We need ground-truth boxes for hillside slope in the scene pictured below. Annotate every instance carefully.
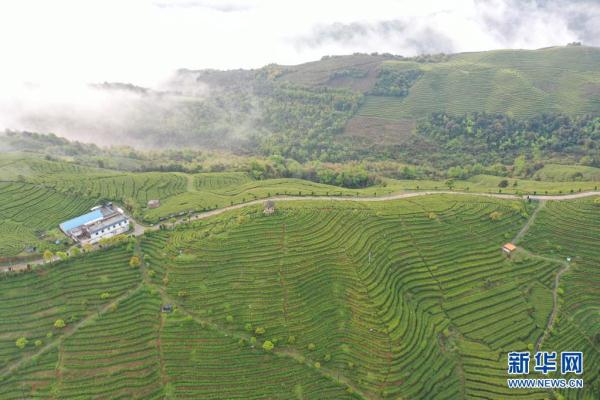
[195,46,600,165]
[357,46,600,120]
[7,46,599,166]
[1,195,598,399]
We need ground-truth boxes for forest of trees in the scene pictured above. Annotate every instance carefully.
[253,79,363,162]
[417,113,600,167]
[6,110,600,185]
[369,69,423,97]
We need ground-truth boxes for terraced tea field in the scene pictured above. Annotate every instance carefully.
[357,46,600,120]
[0,246,140,388]
[38,172,188,208]
[521,198,600,386]
[2,154,598,257]
[1,194,598,399]
[0,182,96,257]
[142,177,375,223]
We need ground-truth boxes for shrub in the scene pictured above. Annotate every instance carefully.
[307,343,316,351]
[244,323,253,332]
[16,337,28,349]
[287,335,296,344]
[129,256,141,267]
[489,211,502,221]
[43,250,54,263]
[262,340,275,352]
[54,319,66,329]
[314,362,321,369]
[100,292,110,300]
[34,340,42,347]
[226,315,234,323]
[324,353,331,361]
[255,327,266,335]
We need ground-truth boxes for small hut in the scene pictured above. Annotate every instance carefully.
[148,199,160,209]
[263,200,276,215]
[502,243,517,256]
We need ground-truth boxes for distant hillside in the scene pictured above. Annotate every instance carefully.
[255,47,600,117]
[164,47,600,157]
[357,46,600,120]
[8,46,600,168]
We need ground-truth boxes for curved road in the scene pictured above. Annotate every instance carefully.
[175,190,598,224]
[2,190,598,273]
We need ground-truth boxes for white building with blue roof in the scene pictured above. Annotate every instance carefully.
[60,204,129,244]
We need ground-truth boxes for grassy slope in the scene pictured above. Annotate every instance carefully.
[277,53,387,91]
[532,163,600,181]
[3,195,598,398]
[358,46,600,120]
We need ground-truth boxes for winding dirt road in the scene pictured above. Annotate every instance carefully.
[2,190,598,273]
[175,190,598,226]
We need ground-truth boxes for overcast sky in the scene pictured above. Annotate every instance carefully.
[1,0,599,88]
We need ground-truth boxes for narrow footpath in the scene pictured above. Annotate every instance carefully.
[512,200,546,244]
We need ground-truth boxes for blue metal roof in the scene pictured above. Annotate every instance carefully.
[60,209,104,232]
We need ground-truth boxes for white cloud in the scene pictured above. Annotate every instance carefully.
[0,0,598,137]
[0,0,597,87]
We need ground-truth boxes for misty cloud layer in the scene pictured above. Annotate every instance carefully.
[0,83,173,147]
[0,0,599,146]
[153,0,252,13]
[295,0,600,56]
[296,20,457,55]
[0,78,219,148]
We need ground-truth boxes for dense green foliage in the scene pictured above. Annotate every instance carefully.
[416,113,600,167]
[369,68,423,97]
[254,80,363,162]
